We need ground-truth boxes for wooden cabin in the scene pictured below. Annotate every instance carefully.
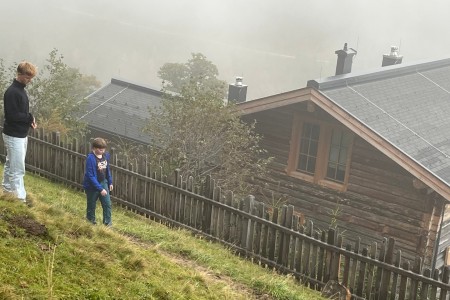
[238,57,450,270]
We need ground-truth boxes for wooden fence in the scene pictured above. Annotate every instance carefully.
[1,129,450,300]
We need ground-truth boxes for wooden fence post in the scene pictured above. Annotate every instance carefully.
[378,237,395,299]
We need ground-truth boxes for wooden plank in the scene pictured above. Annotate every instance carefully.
[295,225,304,274]
[302,221,313,283]
[389,250,402,300]
[439,266,450,300]
[316,230,326,285]
[420,268,431,300]
[324,228,335,283]
[379,238,395,299]
[428,268,439,300]
[356,248,368,296]
[398,261,410,300]
[310,231,319,289]
[349,238,361,292]
[409,257,422,300]
[254,202,264,256]
[373,238,387,299]
[365,242,377,299]
[342,243,351,289]
[268,208,278,261]
[223,191,233,242]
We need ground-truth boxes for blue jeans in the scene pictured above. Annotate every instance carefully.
[86,180,112,225]
[2,133,28,200]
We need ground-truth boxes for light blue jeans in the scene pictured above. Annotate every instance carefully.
[2,133,28,200]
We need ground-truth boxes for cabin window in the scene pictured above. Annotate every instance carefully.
[287,115,353,191]
[326,129,353,182]
[297,123,320,174]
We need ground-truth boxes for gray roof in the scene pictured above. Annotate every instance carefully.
[307,58,450,188]
[81,77,163,144]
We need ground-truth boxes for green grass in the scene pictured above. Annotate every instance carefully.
[0,168,325,300]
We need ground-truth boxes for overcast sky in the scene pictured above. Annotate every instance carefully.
[1,0,449,99]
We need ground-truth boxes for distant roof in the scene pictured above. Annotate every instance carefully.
[238,57,450,200]
[81,77,163,144]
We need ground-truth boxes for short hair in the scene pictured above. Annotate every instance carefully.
[17,61,37,77]
[92,137,107,149]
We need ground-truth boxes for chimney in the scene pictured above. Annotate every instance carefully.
[228,76,247,103]
[335,43,357,75]
[382,46,403,67]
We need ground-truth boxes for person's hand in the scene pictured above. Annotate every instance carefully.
[100,189,107,196]
[31,117,37,129]
[109,185,114,191]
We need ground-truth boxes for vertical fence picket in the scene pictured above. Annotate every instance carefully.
[439,266,450,300]
[398,261,410,300]
[303,221,313,285]
[389,250,402,300]
[342,243,352,288]
[230,194,240,245]
[429,268,439,300]
[409,257,422,300]
[349,238,361,293]
[365,242,377,299]
[261,208,270,261]
[420,268,431,300]
[268,208,278,262]
[374,237,387,299]
[379,237,395,299]
[217,189,226,240]
[295,225,304,276]
[310,231,319,290]
[356,248,369,297]
[254,202,264,257]
[223,191,233,242]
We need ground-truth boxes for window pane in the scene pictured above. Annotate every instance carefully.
[297,122,320,174]
[338,148,347,164]
[326,129,352,182]
[307,157,316,173]
[329,146,339,162]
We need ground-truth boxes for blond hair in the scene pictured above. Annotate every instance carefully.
[17,61,37,77]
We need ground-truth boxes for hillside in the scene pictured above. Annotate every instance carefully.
[0,169,325,300]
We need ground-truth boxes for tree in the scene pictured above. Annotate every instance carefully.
[144,77,271,196]
[27,49,101,136]
[158,53,227,99]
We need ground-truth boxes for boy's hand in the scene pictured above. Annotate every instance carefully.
[100,189,107,196]
[109,185,114,191]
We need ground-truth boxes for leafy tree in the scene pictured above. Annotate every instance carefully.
[158,53,227,99]
[27,49,101,137]
[144,78,271,196]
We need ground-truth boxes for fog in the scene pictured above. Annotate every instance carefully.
[2,0,449,99]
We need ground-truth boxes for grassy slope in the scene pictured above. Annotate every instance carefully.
[0,169,325,300]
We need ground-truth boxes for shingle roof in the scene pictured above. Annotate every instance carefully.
[307,58,450,187]
[81,77,162,144]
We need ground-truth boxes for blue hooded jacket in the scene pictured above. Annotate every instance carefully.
[82,152,113,191]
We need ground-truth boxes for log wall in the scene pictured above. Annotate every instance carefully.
[243,104,445,268]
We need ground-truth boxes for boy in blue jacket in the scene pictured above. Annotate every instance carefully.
[83,138,113,226]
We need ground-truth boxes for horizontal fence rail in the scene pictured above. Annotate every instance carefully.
[0,128,449,300]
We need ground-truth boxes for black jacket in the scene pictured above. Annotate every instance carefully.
[3,79,34,138]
